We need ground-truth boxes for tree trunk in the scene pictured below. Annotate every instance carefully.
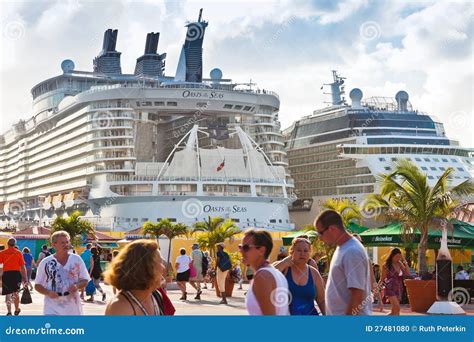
[405,247,412,267]
[418,227,429,277]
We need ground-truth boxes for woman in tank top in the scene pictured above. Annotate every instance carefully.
[240,229,290,315]
[274,237,326,315]
[104,240,165,316]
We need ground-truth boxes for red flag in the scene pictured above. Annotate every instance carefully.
[216,158,225,172]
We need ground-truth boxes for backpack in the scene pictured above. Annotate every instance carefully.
[201,252,209,275]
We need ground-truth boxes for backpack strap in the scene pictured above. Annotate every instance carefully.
[152,290,165,316]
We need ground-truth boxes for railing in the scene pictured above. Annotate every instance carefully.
[106,174,290,185]
[81,82,280,99]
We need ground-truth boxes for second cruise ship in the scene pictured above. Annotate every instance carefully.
[284,71,474,228]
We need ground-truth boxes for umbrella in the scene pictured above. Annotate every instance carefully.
[359,219,474,249]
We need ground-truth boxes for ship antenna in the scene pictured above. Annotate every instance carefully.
[198,8,203,22]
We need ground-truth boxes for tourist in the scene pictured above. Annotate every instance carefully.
[80,243,94,300]
[455,265,469,280]
[111,250,120,295]
[34,231,90,315]
[202,251,212,289]
[315,210,372,315]
[36,244,50,265]
[240,229,290,315]
[216,242,232,304]
[372,264,384,312]
[175,248,191,300]
[104,239,164,315]
[274,237,325,315]
[88,246,106,302]
[379,248,410,315]
[22,247,36,291]
[0,238,27,315]
[189,243,203,300]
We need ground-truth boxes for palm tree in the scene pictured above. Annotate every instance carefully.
[50,210,95,247]
[321,198,362,226]
[192,216,240,257]
[365,159,474,276]
[142,219,189,275]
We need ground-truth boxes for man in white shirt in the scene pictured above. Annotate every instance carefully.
[315,210,372,315]
[35,231,90,315]
[455,266,469,280]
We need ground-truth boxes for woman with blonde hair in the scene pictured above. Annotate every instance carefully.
[273,237,326,315]
[104,239,165,315]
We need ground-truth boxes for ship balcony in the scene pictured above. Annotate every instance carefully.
[89,133,134,141]
[258,140,285,146]
[91,144,135,150]
[94,154,136,162]
[88,124,134,131]
[255,131,283,137]
[92,165,135,173]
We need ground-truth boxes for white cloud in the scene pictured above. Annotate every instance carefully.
[0,0,472,148]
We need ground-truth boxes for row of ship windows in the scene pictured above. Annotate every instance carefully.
[298,185,375,197]
[117,217,289,224]
[134,101,256,112]
[379,157,458,163]
[383,165,467,174]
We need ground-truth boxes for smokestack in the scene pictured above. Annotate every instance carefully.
[395,91,409,112]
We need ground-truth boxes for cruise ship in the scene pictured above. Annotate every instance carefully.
[0,10,294,232]
[284,71,474,228]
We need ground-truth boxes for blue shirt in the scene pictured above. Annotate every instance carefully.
[23,253,33,269]
[217,250,231,271]
[80,249,92,270]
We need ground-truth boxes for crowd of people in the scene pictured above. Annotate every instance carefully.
[0,210,472,316]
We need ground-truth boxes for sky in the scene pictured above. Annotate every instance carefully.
[0,0,472,147]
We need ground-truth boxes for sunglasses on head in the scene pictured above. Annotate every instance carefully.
[238,244,261,252]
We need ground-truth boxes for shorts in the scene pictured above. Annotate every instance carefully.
[2,271,22,295]
[176,270,190,282]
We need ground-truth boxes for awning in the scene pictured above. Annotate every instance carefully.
[282,230,318,246]
[359,219,474,249]
[282,222,369,246]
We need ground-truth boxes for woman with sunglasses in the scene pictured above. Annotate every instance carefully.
[273,237,326,315]
[240,229,289,315]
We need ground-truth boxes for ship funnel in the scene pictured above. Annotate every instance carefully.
[349,88,363,109]
[395,91,409,112]
[93,29,122,74]
[134,32,166,78]
[174,9,208,82]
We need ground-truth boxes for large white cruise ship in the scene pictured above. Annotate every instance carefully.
[284,71,474,228]
[0,10,294,232]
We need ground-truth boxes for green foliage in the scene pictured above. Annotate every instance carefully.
[193,216,240,257]
[50,210,95,247]
[364,159,474,274]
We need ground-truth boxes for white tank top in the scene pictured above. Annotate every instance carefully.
[245,266,290,315]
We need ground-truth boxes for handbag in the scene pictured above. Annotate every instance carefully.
[85,280,96,296]
[157,288,175,316]
[20,287,33,305]
[189,262,197,278]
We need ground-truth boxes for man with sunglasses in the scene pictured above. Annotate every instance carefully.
[315,210,372,315]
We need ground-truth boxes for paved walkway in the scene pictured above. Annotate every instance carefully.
[3,281,473,315]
